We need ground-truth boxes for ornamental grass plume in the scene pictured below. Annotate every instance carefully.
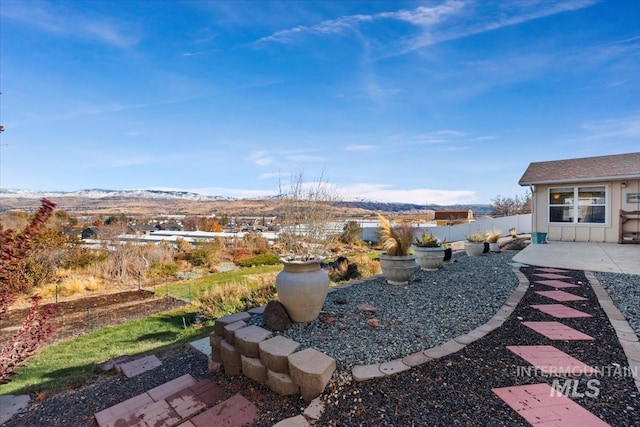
[466,231,488,243]
[486,230,502,243]
[377,214,415,256]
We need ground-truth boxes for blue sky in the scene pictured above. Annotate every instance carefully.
[1,0,639,205]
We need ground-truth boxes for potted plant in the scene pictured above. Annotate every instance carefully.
[465,231,487,257]
[486,230,502,252]
[274,172,339,323]
[412,231,445,271]
[377,214,417,285]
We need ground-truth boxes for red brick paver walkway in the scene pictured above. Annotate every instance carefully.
[534,279,580,289]
[507,345,599,375]
[530,304,592,318]
[94,374,258,427]
[535,268,570,274]
[534,273,573,280]
[535,290,587,302]
[118,355,162,378]
[521,321,595,341]
[493,383,610,426]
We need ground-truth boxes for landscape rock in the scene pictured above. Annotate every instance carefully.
[358,303,377,313]
[263,301,292,331]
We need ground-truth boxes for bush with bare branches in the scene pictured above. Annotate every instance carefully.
[0,199,57,383]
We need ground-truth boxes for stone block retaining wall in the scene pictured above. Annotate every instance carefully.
[209,311,336,402]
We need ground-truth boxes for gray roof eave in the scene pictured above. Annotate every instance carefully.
[519,173,640,186]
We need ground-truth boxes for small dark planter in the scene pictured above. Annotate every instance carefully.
[443,247,452,261]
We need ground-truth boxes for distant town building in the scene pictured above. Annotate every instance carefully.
[155,222,183,231]
[434,210,474,226]
[81,226,101,239]
[129,224,156,235]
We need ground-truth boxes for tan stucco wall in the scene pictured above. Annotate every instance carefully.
[529,179,640,243]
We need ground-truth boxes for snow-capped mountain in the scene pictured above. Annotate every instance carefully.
[0,188,233,201]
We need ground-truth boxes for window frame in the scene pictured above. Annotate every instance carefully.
[548,185,608,225]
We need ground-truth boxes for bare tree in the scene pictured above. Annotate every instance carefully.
[490,193,532,217]
[276,170,340,260]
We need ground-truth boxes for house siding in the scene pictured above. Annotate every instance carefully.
[531,178,640,243]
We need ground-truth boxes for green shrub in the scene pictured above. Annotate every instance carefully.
[149,261,178,278]
[236,252,280,267]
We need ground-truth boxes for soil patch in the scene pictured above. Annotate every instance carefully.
[0,290,187,342]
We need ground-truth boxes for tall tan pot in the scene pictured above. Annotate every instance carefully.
[275,259,330,323]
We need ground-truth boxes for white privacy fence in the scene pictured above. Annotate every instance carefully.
[362,214,532,243]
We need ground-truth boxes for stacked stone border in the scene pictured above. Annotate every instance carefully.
[209,312,337,406]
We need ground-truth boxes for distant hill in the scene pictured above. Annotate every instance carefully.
[0,188,491,216]
[335,201,492,215]
[0,188,231,201]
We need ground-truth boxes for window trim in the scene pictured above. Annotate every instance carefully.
[548,186,608,225]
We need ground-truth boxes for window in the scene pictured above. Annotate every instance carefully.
[549,186,606,224]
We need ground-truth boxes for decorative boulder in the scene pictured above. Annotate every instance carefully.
[263,301,292,331]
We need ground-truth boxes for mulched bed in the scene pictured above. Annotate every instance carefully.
[315,267,640,426]
[4,267,638,426]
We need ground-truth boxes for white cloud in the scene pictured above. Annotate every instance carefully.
[246,150,274,166]
[286,154,326,163]
[191,187,277,198]
[338,183,476,205]
[255,0,463,45]
[399,0,598,56]
[151,183,477,204]
[345,144,376,151]
[579,115,640,140]
[258,172,282,180]
[255,0,597,61]
[0,2,138,48]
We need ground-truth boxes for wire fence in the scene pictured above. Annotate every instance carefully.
[0,290,189,344]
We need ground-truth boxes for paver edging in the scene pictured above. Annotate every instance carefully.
[585,271,640,393]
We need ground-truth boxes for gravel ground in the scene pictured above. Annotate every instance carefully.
[317,266,640,426]
[251,250,520,371]
[595,272,640,336]
[4,251,639,426]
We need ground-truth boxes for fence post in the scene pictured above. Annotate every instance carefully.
[138,272,141,291]
[86,307,91,330]
[55,283,58,304]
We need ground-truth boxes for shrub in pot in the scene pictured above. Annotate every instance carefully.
[486,230,501,253]
[377,214,417,285]
[274,172,339,323]
[412,231,445,271]
[465,231,487,257]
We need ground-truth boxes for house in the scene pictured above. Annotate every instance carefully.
[434,210,474,226]
[129,224,156,235]
[519,152,640,243]
[81,226,101,240]
[155,222,183,232]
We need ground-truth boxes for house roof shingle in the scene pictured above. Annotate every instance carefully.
[519,152,640,186]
